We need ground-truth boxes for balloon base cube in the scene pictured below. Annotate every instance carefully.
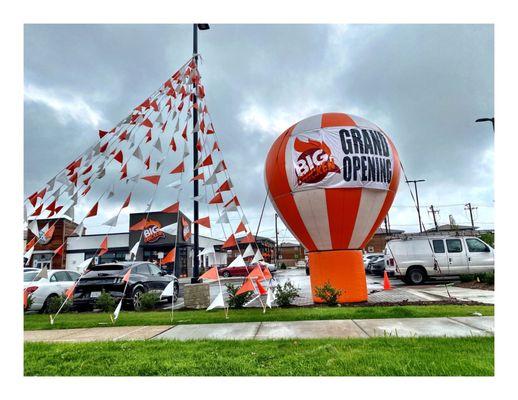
[309,249,368,303]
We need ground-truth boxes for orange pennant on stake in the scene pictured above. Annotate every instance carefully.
[199,266,219,281]
[31,204,43,217]
[120,164,128,180]
[122,268,132,283]
[236,277,255,296]
[162,202,179,214]
[141,175,161,185]
[86,202,99,218]
[196,139,202,152]
[150,100,159,112]
[212,142,220,151]
[144,156,151,170]
[28,192,38,207]
[194,216,211,228]
[65,284,76,300]
[209,193,223,204]
[162,248,176,264]
[201,154,213,167]
[241,232,255,244]
[256,279,268,295]
[170,137,177,151]
[99,130,109,138]
[25,237,37,251]
[99,236,109,256]
[262,267,273,280]
[181,125,187,141]
[248,265,264,280]
[222,234,237,249]
[216,180,231,193]
[170,161,185,174]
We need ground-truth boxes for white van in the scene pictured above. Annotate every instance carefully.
[384,236,494,285]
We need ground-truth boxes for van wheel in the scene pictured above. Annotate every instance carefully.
[406,267,427,285]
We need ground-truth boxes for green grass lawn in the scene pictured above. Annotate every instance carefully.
[24,336,494,376]
[24,304,494,331]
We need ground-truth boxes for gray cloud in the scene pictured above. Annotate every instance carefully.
[24,24,494,241]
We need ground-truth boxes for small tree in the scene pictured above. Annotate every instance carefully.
[46,294,71,314]
[95,290,116,312]
[480,232,495,248]
[226,283,254,309]
[274,280,300,307]
[314,281,342,306]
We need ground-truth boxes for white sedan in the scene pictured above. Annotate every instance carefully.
[24,270,81,312]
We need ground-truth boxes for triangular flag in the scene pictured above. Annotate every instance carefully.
[216,180,232,193]
[190,172,204,182]
[162,202,179,213]
[122,268,132,283]
[102,215,119,227]
[133,146,143,161]
[72,222,85,237]
[199,266,219,281]
[28,220,39,237]
[252,249,264,263]
[236,277,255,296]
[24,246,34,265]
[145,129,153,143]
[114,150,124,164]
[141,175,161,185]
[199,245,215,256]
[85,202,99,218]
[235,221,247,234]
[222,234,237,249]
[160,280,176,299]
[144,156,151,170]
[36,266,49,279]
[154,138,163,152]
[206,291,225,311]
[213,160,227,173]
[129,241,140,260]
[54,243,65,257]
[77,257,93,272]
[204,171,218,185]
[256,279,268,295]
[216,212,229,224]
[208,193,223,204]
[44,225,55,240]
[99,236,109,256]
[130,218,147,231]
[194,216,211,228]
[243,244,254,258]
[160,223,178,235]
[266,287,276,308]
[262,266,273,280]
[170,161,185,174]
[182,141,190,158]
[122,193,132,208]
[162,248,176,264]
[113,300,123,321]
[228,254,246,267]
[241,232,255,244]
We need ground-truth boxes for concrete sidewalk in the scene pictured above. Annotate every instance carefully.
[24,316,493,343]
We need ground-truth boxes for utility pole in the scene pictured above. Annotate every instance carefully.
[274,213,279,267]
[465,203,477,230]
[406,179,426,233]
[384,213,392,235]
[191,23,210,283]
[476,117,495,132]
[429,205,440,232]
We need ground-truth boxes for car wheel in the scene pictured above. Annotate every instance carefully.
[223,271,230,278]
[406,267,426,285]
[132,287,144,311]
[40,294,58,314]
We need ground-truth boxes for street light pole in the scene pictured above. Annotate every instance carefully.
[191,23,209,283]
[476,117,495,132]
[406,179,426,233]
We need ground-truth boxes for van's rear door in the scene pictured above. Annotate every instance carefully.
[445,238,469,275]
[430,239,448,274]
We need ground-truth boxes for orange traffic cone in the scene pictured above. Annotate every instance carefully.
[383,271,392,290]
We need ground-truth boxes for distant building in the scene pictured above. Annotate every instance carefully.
[277,242,305,267]
[364,228,405,253]
[226,235,275,263]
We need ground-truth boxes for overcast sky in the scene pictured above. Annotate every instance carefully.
[24,24,494,242]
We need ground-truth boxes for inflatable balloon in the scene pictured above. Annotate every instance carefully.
[264,113,400,302]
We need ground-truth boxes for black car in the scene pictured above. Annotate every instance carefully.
[72,261,179,311]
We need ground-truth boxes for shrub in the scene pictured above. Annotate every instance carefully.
[479,232,494,248]
[24,294,34,312]
[140,292,160,311]
[95,290,116,312]
[46,294,71,314]
[274,280,300,307]
[280,263,287,270]
[226,283,254,309]
[479,271,494,285]
[459,274,475,282]
[314,281,343,306]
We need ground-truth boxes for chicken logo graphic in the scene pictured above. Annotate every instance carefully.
[294,138,340,185]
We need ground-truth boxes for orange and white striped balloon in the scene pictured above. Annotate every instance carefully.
[264,112,400,252]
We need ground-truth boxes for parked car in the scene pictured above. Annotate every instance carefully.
[24,269,81,312]
[219,262,269,277]
[72,261,179,311]
[363,253,383,270]
[366,256,392,276]
[385,236,494,285]
[260,261,276,273]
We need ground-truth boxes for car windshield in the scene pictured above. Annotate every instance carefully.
[88,264,126,271]
[24,272,40,282]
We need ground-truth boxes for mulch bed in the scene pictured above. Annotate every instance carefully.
[455,281,494,291]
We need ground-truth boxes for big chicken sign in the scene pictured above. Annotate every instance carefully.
[264,113,401,303]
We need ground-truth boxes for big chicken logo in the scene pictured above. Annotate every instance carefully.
[142,219,166,243]
[293,137,340,185]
